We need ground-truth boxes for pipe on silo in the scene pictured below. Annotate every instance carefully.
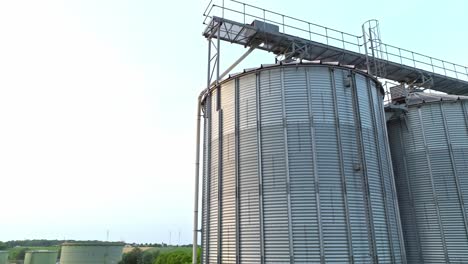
[193,95,202,264]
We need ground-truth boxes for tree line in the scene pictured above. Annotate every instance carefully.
[119,247,200,264]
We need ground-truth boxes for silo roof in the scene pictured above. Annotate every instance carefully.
[200,61,383,102]
[406,92,468,106]
[62,242,125,247]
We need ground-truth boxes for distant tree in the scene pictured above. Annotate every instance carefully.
[142,250,159,264]
[0,242,6,250]
[9,247,29,260]
[119,248,143,264]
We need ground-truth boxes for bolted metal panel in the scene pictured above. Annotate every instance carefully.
[367,79,398,263]
[259,68,291,263]
[370,81,405,263]
[310,67,350,263]
[202,64,405,263]
[388,94,468,263]
[238,74,261,264]
[221,81,236,264]
[285,67,321,263]
[330,68,354,263]
[351,73,379,263]
[334,69,372,263]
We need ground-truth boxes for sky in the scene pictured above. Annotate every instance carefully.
[0,0,466,244]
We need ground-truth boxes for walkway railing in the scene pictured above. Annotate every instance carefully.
[203,0,468,83]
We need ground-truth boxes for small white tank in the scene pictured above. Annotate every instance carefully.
[24,250,58,264]
[0,251,8,264]
[60,242,125,264]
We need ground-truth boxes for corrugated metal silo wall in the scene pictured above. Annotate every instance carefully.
[201,64,405,263]
[387,100,468,263]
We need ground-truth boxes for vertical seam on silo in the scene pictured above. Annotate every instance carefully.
[382,110,407,264]
[255,72,265,264]
[462,101,468,242]
[234,78,240,264]
[440,103,468,242]
[306,67,324,264]
[350,72,378,264]
[397,119,421,263]
[330,68,354,263]
[206,95,212,263]
[280,67,294,263]
[366,79,395,264]
[417,107,450,263]
[391,119,412,264]
[462,101,468,133]
[218,94,223,264]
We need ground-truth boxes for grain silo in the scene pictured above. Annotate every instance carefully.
[0,251,8,264]
[200,62,406,263]
[60,242,124,264]
[387,92,468,263]
[24,250,58,264]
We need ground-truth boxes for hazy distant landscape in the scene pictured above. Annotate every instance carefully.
[0,240,199,264]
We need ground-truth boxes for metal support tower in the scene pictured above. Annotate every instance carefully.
[194,8,259,263]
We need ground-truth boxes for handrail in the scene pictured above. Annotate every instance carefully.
[229,0,361,39]
[203,0,468,83]
[203,0,362,52]
[371,40,468,81]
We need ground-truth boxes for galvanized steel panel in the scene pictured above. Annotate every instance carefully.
[388,97,468,263]
[221,81,236,264]
[238,74,261,264]
[202,64,405,264]
[259,69,291,263]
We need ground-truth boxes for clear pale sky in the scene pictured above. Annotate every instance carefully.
[0,0,466,244]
